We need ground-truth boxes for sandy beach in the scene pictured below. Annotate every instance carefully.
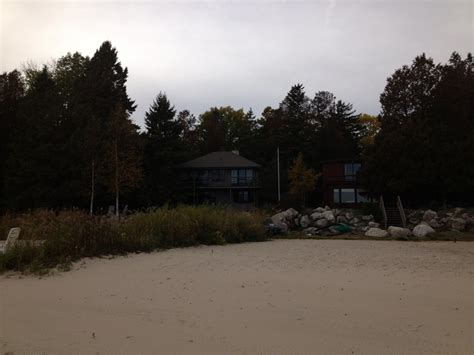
[1,240,473,354]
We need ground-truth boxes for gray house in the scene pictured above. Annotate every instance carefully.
[176,151,260,207]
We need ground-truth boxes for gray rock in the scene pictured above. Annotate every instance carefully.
[266,222,288,235]
[361,214,374,221]
[328,226,343,235]
[314,207,325,213]
[322,211,335,223]
[294,218,300,227]
[428,219,441,229]
[271,208,299,224]
[324,205,331,211]
[336,215,348,224]
[310,212,324,220]
[315,218,329,228]
[303,227,319,235]
[450,218,466,231]
[453,207,464,216]
[365,228,388,238]
[350,217,360,224]
[300,215,311,228]
[409,217,420,225]
[423,210,437,221]
[345,212,354,220]
[368,221,380,228]
[388,226,412,238]
[413,224,435,238]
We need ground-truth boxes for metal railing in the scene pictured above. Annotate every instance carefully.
[379,195,387,229]
[396,195,407,228]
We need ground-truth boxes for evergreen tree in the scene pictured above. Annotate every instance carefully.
[143,93,182,205]
[5,67,63,209]
[74,41,136,213]
[0,70,25,210]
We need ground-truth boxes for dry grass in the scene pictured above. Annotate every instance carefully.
[0,206,267,273]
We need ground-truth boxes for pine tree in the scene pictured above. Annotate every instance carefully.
[75,41,136,213]
[143,93,182,205]
[5,67,63,209]
[0,70,25,210]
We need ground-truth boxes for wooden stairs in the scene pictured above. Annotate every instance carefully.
[380,195,407,228]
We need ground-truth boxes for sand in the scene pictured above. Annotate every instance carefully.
[1,240,473,354]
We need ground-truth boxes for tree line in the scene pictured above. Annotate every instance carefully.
[0,41,472,212]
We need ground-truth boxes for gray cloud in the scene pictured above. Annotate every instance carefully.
[1,0,472,128]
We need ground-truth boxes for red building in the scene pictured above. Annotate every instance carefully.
[321,160,370,207]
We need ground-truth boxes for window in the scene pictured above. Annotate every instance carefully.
[341,188,356,203]
[333,188,356,204]
[344,163,361,181]
[232,169,255,185]
[233,190,253,203]
[210,169,225,182]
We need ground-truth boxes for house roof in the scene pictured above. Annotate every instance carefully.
[176,151,260,169]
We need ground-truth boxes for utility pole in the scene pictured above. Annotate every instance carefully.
[277,147,281,203]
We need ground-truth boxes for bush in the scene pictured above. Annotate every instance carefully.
[0,206,267,273]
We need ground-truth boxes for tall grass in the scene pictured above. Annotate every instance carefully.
[0,206,267,273]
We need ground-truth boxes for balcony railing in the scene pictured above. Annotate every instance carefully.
[177,177,258,188]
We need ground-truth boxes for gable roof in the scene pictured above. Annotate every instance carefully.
[176,151,260,169]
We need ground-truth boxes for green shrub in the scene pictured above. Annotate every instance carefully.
[0,206,267,273]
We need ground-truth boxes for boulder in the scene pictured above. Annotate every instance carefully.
[361,215,374,221]
[350,217,360,224]
[453,207,464,216]
[365,228,388,238]
[423,210,437,221]
[345,212,354,220]
[300,215,311,228]
[294,218,300,227]
[450,218,466,231]
[336,215,348,224]
[310,212,324,220]
[324,205,331,211]
[266,222,288,235]
[413,224,435,238]
[303,227,319,235]
[368,221,380,228]
[428,219,441,229]
[315,218,329,228]
[322,211,335,223]
[314,207,325,213]
[271,208,298,224]
[388,226,412,238]
[409,217,420,225]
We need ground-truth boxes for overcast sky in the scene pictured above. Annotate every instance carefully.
[1,0,472,127]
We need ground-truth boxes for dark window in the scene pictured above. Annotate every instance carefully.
[210,169,225,182]
[233,190,253,203]
[344,163,361,181]
[232,169,255,185]
[341,188,356,203]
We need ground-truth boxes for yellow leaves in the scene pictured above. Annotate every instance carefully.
[288,153,320,198]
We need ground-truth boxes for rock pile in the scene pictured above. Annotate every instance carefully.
[267,206,474,238]
[268,206,376,236]
[407,208,474,233]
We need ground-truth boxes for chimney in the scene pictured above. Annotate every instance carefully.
[232,150,239,155]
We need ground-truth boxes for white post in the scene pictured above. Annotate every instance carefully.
[277,147,281,203]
